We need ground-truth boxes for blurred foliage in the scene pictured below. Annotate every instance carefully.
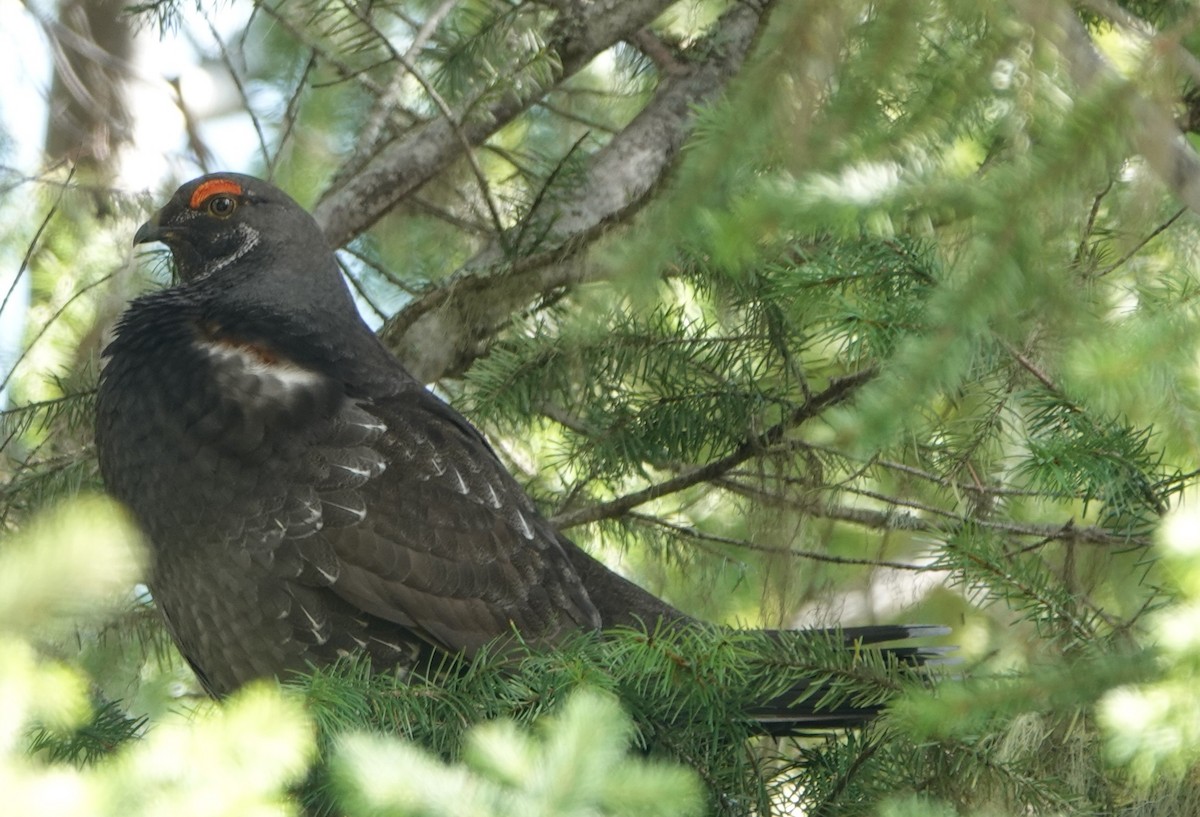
[3,0,1200,813]
[1100,503,1200,786]
[0,495,308,816]
[0,499,715,816]
[331,690,703,817]
[293,623,943,814]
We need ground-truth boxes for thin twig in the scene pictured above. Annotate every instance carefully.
[1095,207,1187,277]
[270,52,317,176]
[535,100,620,134]
[997,337,1060,392]
[203,18,271,169]
[0,272,114,395]
[631,512,940,572]
[356,0,458,153]
[1,168,73,324]
[1074,180,1112,266]
[335,255,389,323]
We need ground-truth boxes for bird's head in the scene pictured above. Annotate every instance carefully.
[134,173,327,284]
[129,172,409,392]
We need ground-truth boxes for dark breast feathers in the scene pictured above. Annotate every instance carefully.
[95,293,599,695]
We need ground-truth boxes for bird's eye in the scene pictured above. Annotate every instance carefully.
[207,195,237,217]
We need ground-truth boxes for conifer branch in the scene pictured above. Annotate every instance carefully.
[551,369,874,529]
[717,475,1152,550]
[382,0,772,381]
[333,0,510,243]
[312,0,684,246]
[253,1,392,103]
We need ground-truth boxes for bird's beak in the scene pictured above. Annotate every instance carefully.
[133,211,165,246]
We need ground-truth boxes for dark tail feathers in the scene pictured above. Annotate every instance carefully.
[748,624,952,735]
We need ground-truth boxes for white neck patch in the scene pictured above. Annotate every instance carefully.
[200,222,262,279]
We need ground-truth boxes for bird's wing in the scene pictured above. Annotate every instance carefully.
[319,388,602,653]
[222,365,602,658]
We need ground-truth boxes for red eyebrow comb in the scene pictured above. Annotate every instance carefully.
[189,178,244,210]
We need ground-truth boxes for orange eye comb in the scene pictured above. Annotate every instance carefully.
[189,178,244,210]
